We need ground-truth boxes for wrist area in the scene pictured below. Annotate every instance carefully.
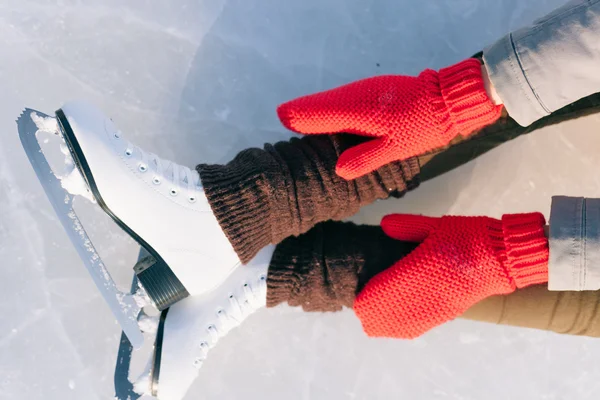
[438,58,504,135]
[481,64,503,106]
[501,212,549,288]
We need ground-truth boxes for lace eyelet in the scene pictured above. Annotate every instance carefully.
[193,358,203,368]
[199,342,209,349]
[138,164,148,172]
[188,196,196,203]
[217,309,224,316]
[114,132,121,139]
[207,325,216,332]
[170,188,178,196]
[152,177,161,185]
[125,149,133,157]
[260,275,266,281]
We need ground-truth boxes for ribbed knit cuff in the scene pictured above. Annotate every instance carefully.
[501,212,549,288]
[266,240,313,309]
[439,58,503,136]
[266,221,420,312]
[198,150,283,264]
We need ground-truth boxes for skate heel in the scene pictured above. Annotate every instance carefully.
[134,255,189,310]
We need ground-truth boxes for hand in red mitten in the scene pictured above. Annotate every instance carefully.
[277,58,503,180]
[353,213,548,339]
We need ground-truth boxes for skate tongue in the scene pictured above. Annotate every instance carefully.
[158,160,199,189]
[163,162,176,181]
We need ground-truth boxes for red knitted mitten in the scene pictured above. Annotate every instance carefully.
[277,58,503,180]
[354,213,549,339]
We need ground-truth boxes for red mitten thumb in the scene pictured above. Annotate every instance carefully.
[335,138,398,180]
[381,214,440,242]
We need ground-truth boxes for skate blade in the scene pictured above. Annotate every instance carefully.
[115,260,166,400]
[17,108,145,349]
[55,107,189,311]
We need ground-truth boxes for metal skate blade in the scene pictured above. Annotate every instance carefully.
[115,273,144,400]
[17,108,145,349]
[115,330,143,400]
[115,307,167,400]
[115,252,165,400]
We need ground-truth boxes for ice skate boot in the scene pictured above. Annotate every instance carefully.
[117,246,273,400]
[55,101,241,310]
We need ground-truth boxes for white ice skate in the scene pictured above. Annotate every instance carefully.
[16,102,241,348]
[115,246,274,400]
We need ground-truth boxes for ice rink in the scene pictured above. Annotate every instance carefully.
[2,0,600,399]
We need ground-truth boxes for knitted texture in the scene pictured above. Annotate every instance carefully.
[354,212,549,339]
[198,134,420,263]
[277,58,503,180]
[267,221,418,312]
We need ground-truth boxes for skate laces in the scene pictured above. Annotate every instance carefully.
[124,137,201,200]
[193,274,267,369]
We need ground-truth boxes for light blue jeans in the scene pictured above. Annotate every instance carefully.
[483,1,600,290]
[484,0,600,127]
[549,196,600,290]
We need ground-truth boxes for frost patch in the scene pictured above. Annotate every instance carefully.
[31,112,58,133]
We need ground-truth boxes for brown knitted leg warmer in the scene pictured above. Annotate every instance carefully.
[198,135,419,263]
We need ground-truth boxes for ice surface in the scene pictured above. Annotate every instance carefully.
[2,0,600,399]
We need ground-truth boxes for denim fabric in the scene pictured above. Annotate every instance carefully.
[549,196,600,291]
[483,0,600,127]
